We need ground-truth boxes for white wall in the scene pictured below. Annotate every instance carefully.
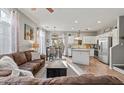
[110,45,124,65]
[110,16,124,67]
[18,11,38,51]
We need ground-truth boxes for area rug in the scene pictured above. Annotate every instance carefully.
[35,60,78,79]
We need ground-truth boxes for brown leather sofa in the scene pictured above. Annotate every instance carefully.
[0,74,123,85]
[0,69,12,77]
[0,51,45,75]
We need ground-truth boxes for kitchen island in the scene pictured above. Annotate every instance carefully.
[72,48,90,65]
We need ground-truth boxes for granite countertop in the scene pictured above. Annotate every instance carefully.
[72,48,90,52]
[72,47,94,49]
[72,48,94,50]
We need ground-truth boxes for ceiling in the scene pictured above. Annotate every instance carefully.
[19,8,124,32]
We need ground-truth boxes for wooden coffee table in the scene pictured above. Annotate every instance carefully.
[46,60,68,78]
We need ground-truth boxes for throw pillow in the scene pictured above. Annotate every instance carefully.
[31,52,41,60]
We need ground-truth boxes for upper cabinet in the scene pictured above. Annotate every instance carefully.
[83,36,97,44]
[97,31,112,38]
[96,29,119,47]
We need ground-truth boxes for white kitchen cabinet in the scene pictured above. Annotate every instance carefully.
[97,31,112,38]
[90,49,94,56]
[112,29,119,46]
[105,32,113,37]
[98,29,119,47]
[83,36,96,44]
[72,49,90,65]
[72,48,94,56]
[81,48,94,56]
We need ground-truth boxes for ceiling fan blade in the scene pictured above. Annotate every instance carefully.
[46,8,54,13]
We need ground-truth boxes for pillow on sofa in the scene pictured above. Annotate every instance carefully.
[0,56,20,76]
[24,51,32,62]
[31,52,40,60]
[12,52,27,66]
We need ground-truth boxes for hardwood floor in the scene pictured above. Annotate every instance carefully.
[35,57,124,83]
[65,57,124,83]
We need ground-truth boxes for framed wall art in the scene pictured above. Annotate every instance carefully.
[24,24,34,40]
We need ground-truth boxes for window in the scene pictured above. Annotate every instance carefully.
[0,9,11,54]
[38,30,46,55]
[0,10,11,24]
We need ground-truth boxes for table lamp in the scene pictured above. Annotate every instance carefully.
[32,42,39,51]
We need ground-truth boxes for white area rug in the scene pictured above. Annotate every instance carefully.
[35,59,83,79]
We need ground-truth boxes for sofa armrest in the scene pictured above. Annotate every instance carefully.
[40,55,46,60]
[0,69,12,77]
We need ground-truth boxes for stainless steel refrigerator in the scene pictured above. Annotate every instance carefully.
[98,37,112,64]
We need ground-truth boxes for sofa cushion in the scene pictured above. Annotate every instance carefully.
[0,76,43,85]
[19,66,33,73]
[40,55,46,60]
[19,62,41,75]
[12,52,27,66]
[30,59,45,66]
[42,74,123,85]
[24,51,32,62]
[31,52,41,60]
[0,74,123,85]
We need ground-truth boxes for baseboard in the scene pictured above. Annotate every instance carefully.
[113,64,124,66]
[113,66,124,74]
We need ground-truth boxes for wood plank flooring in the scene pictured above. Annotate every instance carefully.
[35,57,124,83]
[65,57,124,83]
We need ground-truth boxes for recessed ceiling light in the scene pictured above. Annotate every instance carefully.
[72,27,74,30]
[74,20,78,23]
[97,21,101,24]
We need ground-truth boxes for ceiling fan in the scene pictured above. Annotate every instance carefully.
[31,8,54,13]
